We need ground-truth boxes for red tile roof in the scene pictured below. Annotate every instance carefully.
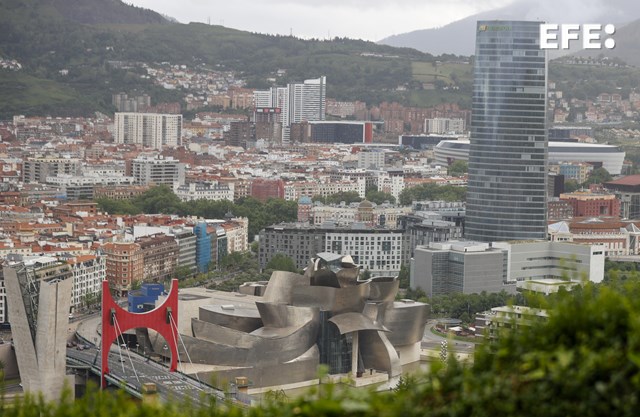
[606,175,640,186]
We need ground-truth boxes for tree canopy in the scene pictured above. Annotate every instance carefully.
[447,160,468,177]
[265,253,298,273]
[312,191,362,205]
[583,167,613,186]
[96,186,297,240]
[365,189,396,205]
[399,184,466,206]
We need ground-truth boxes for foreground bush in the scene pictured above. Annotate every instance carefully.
[2,281,640,416]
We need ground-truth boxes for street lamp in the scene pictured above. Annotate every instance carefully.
[136,343,139,354]
[163,344,168,365]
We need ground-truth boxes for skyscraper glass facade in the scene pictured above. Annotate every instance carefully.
[465,20,548,242]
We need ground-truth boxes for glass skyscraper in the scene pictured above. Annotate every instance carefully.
[465,20,548,242]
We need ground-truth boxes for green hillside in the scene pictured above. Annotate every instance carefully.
[0,0,444,118]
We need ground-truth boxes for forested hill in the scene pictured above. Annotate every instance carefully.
[0,0,436,117]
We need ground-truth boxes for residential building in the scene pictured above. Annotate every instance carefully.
[251,179,284,202]
[357,150,385,169]
[114,112,182,150]
[102,242,143,297]
[306,201,411,228]
[259,223,408,276]
[551,162,594,183]
[45,173,135,200]
[94,185,150,200]
[425,117,465,134]
[475,305,548,341]
[225,121,253,148]
[547,200,574,220]
[465,20,548,242]
[172,228,197,275]
[223,217,249,254]
[66,254,105,313]
[0,278,5,325]
[138,234,178,284]
[174,181,234,202]
[22,157,81,184]
[254,76,326,143]
[128,155,185,186]
[193,222,212,273]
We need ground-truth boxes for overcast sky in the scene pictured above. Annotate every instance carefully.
[128,0,515,41]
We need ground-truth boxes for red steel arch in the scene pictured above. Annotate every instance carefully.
[101,279,179,388]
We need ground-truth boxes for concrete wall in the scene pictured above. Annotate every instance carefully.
[4,266,73,401]
[0,344,19,379]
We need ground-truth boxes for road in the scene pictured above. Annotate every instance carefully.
[67,341,223,404]
[421,320,476,355]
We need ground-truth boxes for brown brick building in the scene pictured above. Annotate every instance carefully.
[102,242,143,297]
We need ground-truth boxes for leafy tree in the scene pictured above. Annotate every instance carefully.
[365,190,396,205]
[583,167,612,186]
[361,269,372,280]
[397,264,410,289]
[265,253,298,273]
[399,184,466,206]
[564,178,580,193]
[96,188,298,241]
[313,191,362,205]
[174,265,195,281]
[447,160,468,177]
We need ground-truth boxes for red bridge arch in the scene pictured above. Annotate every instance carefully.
[101,279,179,388]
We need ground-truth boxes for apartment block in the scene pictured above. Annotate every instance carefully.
[114,112,182,150]
[128,155,185,186]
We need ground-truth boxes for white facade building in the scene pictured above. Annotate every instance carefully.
[425,117,465,134]
[357,150,385,169]
[174,181,234,202]
[115,112,183,150]
[130,155,185,186]
[253,76,326,144]
[68,254,106,312]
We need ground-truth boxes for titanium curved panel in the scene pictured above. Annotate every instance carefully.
[384,302,430,346]
[311,269,341,288]
[291,283,370,314]
[359,330,402,377]
[199,305,263,333]
[336,267,360,288]
[263,271,310,304]
[183,306,320,366]
[255,302,316,328]
[328,312,389,335]
[367,277,399,303]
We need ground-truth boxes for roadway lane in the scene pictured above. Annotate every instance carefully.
[421,320,476,355]
[67,344,222,404]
